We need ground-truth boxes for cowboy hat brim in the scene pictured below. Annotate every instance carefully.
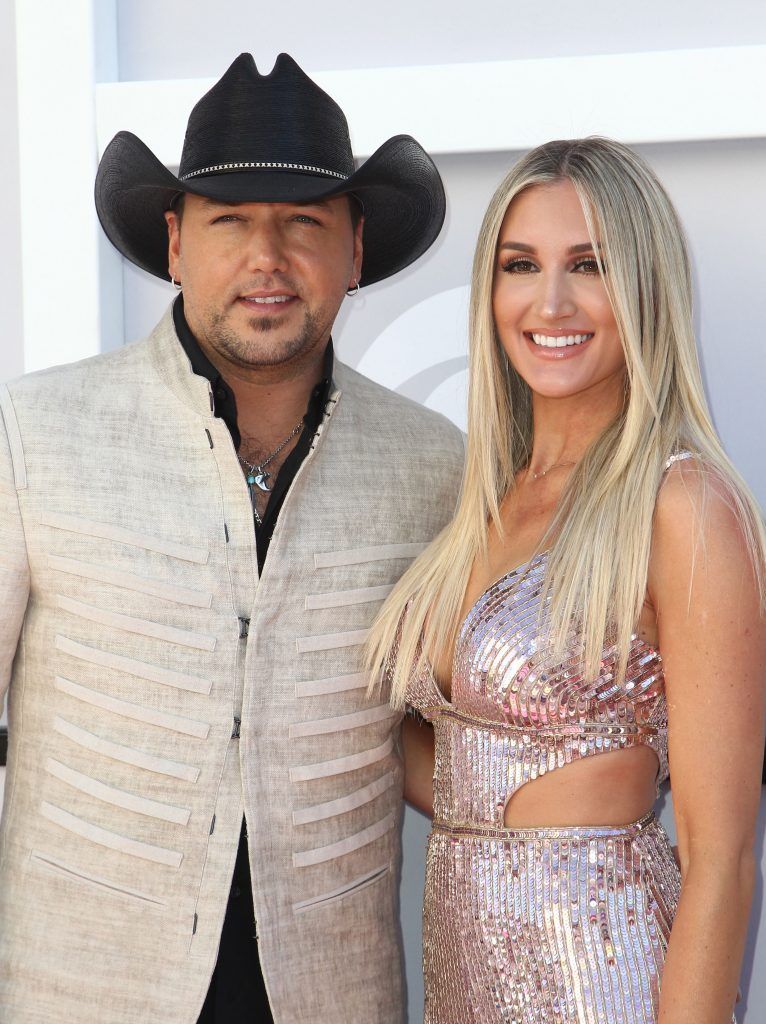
[95,131,445,288]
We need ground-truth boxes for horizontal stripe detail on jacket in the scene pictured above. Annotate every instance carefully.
[289,736,394,782]
[292,811,398,867]
[313,542,427,568]
[40,802,183,867]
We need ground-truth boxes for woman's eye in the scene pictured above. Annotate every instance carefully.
[501,258,538,274]
[573,257,603,274]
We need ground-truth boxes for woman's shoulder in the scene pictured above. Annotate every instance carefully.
[651,451,755,590]
[657,451,732,524]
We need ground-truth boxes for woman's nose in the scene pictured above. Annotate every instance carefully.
[536,272,577,321]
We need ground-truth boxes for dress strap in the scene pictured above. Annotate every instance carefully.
[664,450,694,471]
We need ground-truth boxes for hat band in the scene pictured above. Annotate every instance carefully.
[180,160,349,182]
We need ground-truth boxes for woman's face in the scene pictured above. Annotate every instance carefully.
[492,179,626,401]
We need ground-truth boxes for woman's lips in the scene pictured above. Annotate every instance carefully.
[524,331,594,359]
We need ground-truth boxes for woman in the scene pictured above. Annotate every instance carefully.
[367,138,766,1023]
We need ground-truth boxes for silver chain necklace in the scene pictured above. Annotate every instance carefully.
[238,420,304,525]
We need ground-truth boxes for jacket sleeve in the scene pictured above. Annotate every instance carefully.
[0,387,31,714]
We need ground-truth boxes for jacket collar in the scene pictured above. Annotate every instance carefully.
[149,305,216,418]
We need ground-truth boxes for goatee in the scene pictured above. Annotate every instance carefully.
[205,307,324,370]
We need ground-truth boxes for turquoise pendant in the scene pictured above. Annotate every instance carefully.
[245,469,271,492]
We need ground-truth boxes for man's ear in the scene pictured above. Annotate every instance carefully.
[351,215,364,289]
[164,210,181,281]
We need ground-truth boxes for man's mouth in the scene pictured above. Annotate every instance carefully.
[240,293,296,306]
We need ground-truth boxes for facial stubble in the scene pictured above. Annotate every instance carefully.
[204,303,328,371]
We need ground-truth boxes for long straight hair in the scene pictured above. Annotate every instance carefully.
[367,136,766,706]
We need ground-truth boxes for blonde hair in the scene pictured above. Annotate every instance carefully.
[367,136,766,706]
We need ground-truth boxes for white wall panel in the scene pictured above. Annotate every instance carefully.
[97,46,766,167]
[0,0,23,385]
[14,0,105,371]
[115,0,766,80]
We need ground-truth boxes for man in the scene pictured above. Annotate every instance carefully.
[0,54,464,1023]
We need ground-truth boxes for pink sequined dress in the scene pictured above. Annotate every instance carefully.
[406,456,725,1023]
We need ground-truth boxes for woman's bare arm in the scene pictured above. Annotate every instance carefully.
[648,461,766,1024]
[401,713,435,816]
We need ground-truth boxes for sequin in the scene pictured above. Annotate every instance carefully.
[406,549,734,1024]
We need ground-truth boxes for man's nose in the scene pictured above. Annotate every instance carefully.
[244,223,289,275]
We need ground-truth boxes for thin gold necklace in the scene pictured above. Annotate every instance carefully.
[527,460,577,482]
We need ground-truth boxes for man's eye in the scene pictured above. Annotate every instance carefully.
[500,258,537,274]
[293,214,321,225]
[212,215,241,224]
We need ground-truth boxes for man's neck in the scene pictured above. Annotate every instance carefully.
[231,362,326,455]
[174,296,333,454]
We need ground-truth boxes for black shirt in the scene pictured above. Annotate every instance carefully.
[173,299,334,1022]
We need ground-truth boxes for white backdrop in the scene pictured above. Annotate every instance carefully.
[3,2,766,1020]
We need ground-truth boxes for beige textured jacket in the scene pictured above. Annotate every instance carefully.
[0,308,464,1024]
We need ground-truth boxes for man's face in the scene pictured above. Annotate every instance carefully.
[165,195,363,372]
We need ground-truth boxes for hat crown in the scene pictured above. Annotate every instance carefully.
[95,51,446,287]
[179,53,355,181]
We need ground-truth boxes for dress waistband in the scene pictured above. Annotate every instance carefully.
[431,810,658,842]
[423,704,661,738]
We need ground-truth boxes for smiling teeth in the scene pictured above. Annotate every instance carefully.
[531,333,592,348]
[248,295,292,304]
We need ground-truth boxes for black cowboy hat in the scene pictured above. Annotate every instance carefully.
[95,52,445,288]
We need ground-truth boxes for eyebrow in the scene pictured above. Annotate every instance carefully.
[198,197,242,210]
[498,241,598,255]
[198,197,334,211]
[300,199,333,210]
